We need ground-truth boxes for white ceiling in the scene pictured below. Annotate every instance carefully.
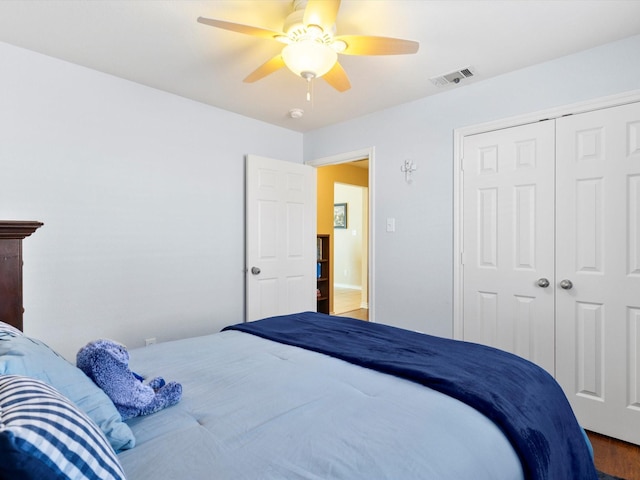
[1,0,639,132]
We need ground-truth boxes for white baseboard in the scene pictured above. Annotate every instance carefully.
[334,283,362,290]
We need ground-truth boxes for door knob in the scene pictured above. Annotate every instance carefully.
[536,278,550,288]
[559,279,573,290]
[251,266,261,275]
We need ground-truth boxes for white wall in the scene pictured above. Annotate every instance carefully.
[304,34,640,338]
[4,34,640,358]
[0,42,302,360]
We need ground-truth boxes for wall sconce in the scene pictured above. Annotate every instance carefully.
[401,159,418,183]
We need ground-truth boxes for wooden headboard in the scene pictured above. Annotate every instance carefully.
[0,221,43,331]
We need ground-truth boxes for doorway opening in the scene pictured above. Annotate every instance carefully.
[306,148,374,322]
[333,182,368,320]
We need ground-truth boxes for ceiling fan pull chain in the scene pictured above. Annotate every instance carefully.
[306,75,314,105]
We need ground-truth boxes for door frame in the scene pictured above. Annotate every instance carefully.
[453,89,640,339]
[306,147,376,323]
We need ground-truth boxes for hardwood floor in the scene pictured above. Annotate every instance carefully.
[588,431,640,480]
[333,286,368,321]
[336,308,368,321]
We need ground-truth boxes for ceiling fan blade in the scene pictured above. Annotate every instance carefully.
[335,35,419,55]
[243,55,286,83]
[197,17,284,40]
[322,62,351,92]
[303,0,340,32]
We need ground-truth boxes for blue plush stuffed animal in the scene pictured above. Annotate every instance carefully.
[77,339,182,420]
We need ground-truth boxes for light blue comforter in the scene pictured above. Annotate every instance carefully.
[118,330,523,479]
[226,313,596,480]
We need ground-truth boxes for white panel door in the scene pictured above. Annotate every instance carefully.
[245,155,317,322]
[555,101,640,444]
[462,121,556,374]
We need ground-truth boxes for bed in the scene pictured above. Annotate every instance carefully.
[0,311,597,480]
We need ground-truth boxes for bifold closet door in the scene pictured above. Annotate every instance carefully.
[555,101,640,445]
[462,121,556,375]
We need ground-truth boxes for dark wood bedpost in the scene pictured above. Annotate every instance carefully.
[0,221,43,331]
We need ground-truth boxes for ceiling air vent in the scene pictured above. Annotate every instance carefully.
[429,66,476,87]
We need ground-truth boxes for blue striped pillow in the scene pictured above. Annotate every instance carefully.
[0,321,23,336]
[0,375,126,480]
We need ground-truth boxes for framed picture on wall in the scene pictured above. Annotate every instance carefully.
[334,203,347,229]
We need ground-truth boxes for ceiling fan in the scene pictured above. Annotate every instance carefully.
[197,0,419,95]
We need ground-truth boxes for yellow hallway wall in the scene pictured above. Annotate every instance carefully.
[316,162,368,313]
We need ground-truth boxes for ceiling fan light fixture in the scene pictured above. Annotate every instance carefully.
[305,24,324,38]
[282,40,337,78]
[198,0,419,95]
[330,39,347,53]
[274,35,292,45]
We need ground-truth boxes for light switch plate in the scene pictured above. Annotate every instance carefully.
[386,218,395,232]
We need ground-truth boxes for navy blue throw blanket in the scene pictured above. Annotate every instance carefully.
[224,312,597,480]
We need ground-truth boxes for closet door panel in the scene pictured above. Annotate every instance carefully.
[556,101,640,445]
[462,121,556,374]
